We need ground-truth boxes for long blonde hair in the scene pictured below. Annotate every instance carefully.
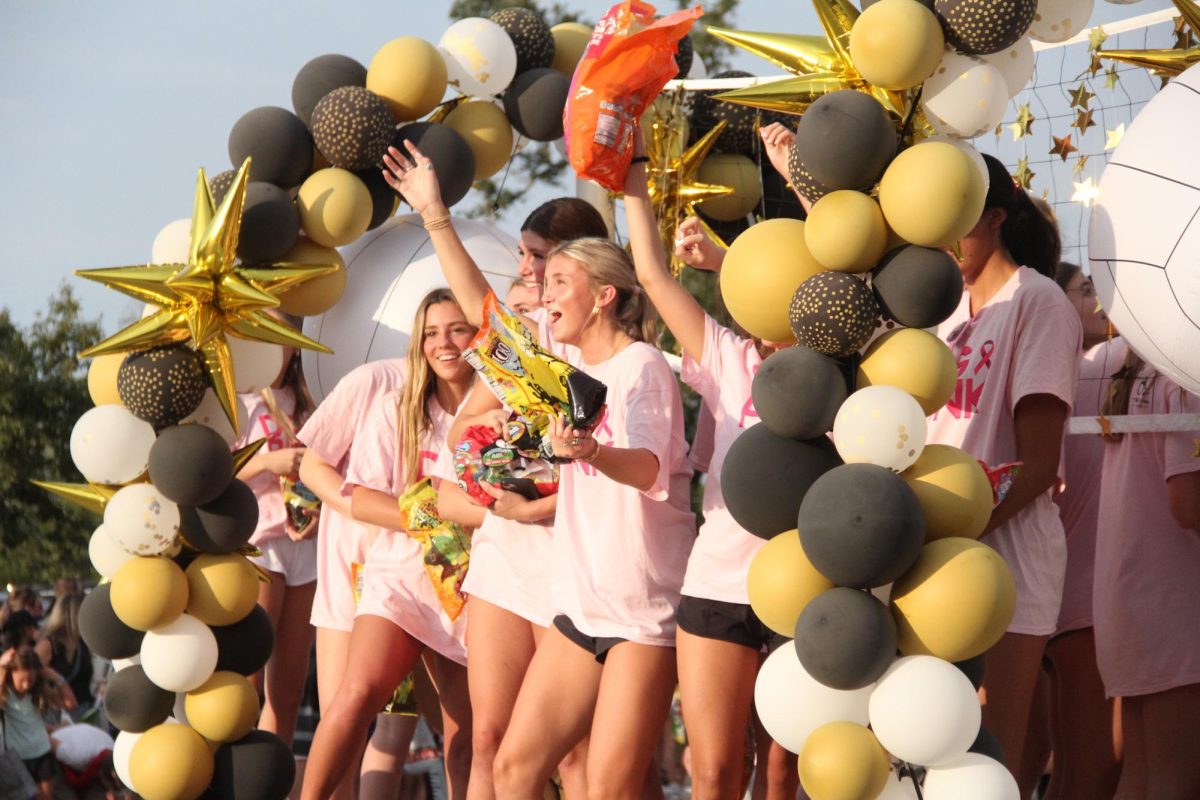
[397,289,473,487]
[41,593,82,662]
[547,237,658,344]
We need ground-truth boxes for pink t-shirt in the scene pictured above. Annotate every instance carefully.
[236,388,297,546]
[679,314,766,604]
[1094,366,1200,697]
[533,313,696,645]
[929,267,1082,636]
[1054,338,1126,634]
[296,359,407,630]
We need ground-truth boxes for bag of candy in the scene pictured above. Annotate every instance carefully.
[564,0,701,191]
[397,478,472,621]
[453,419,559,507]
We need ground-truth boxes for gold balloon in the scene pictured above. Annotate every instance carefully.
[297,168,374,248]
[111,557,189,631]
[275,238,347,317]
[696,153,763,222]
[891,537,1016,662]
[804,190,888,273]
[1099,0,1200,78]
[366,37,449,122]
[901,445,993,541]
[75,158,336,430]
[878,141,986,248]
[444,100,516,181]
[87,353,125,405]
[849,0,945,90]
[129,723,214,800]
[185,671,259,743]
[798,722,890,800]
[721,218,824,343]
[185,554,260,627]
[551,22,593,77]
[858,327,956,416]
[748,530,836,637]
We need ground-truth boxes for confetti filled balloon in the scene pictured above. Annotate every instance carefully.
[116,346,208,430]
[491,7,555,73]
[439,17,519,97]
[103,484,181,556]
[921,51,1009,139]
[833,385,928,472]
[789,272,880,357]
[1025,0,1094,43]
[70,405,156,485]
[311,86,396,171]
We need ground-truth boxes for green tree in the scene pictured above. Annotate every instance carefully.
[0,285,102,585]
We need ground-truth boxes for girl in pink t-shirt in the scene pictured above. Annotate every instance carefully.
[927,154,1081,792]
[295,357,406,800]
[386,141,696,798]
[1094,356,1200,798]
[434,198,607,800]
[301,289,478,800]
[234,344,318,748]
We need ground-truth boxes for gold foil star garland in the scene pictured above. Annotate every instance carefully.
[1099,0,1200,79]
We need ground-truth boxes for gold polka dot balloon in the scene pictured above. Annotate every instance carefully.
[934,0,1037,56]
[789,272,879,357]
[491,7,555,74]
[117,345,207,429]
[208,170,235,206]
[310,86,395,171]
[788,141,833,205]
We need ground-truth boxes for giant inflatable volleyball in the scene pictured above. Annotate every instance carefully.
[1089,62,1200,396]
[302,214,521,401]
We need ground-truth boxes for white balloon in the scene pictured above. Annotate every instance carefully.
[921,50,1009,139]
[140,614,219,693]
[755,644,874,755]
[439,17,519,97]
[923,753,1019,799]
[103,483,181,556]
[688,55,708,80]
[833,385,928,472]
[151,219,191,264]
[1026,0,1094,43]
[112,730,142,789]
[302,214,521,401]
[925,135,990,194]
[869,655,981,766]
[227,334,286,393]
[111,654,142,671]
[877,770,921,799]
[89,524,135,578]
[70,405,157,485]
[180,390,246,446]
[1090,63,1200,396]
[981,37,1035,97]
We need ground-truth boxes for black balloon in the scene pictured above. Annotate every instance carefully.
[503,68,571,142]
[761,154,808,221]
[148,424,235,507]
[935,0,1037,55]
[238,182,300,263]
[794,588,898,690]
[752,346,847,440]
[356,168,399,231]
[178,479,259,554]
[787,142,833,206]
[228,106,313,188]
[209,730,296,800]
[792,90,896,191]
[105,665,175,733]
[954,652,987,690]
[209,170,236,206]
[720,424,842,539]
[797,463,925,588]
[311,86,395,171]
[212,605,275,676]
[292,53,368,126]
[789,272,880,358]
[117,345,208,429]
[79,584,144,660]
[393,123,476,208]
[969,726,1006,764]
[691,70,768,156]
[872,245,964,329]
[674,34,695,79]
[491,7,556,74]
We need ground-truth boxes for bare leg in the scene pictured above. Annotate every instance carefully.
[1117,683,1200,800]
[1045,628,1121,799]
[1019,663,1052,796]
[979,632,1049,785]
[300,615,425,800]
[252,570,287,697]
[314,627,357,800]
[260,580,317,747]
[429,654,473,800]
[360,713,419,800]
[676,629,758,800]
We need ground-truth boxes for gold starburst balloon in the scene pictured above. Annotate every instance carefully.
[77,158,336,429]
[30,480,120,516]
[1099,0,1200,78]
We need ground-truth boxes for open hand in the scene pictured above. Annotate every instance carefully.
[549,413,597,461]
[674,216,724,272]
[382,141,445,217]
[760,121,796,184]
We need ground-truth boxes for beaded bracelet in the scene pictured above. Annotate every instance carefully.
[423,215,452,232]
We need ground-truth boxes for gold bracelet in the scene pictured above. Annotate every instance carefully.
[423,215,452,232]
[582,440,602,464]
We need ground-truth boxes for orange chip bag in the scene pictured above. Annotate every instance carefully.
[564,1,701,191]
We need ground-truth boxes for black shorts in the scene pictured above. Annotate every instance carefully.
[676,595,790,652]
[553,615,627,664]
[23,751,59,783]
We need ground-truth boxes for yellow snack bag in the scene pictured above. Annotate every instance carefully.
[397,478,472,622]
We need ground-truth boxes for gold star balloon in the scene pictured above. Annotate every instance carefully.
[29,479,120,516]
[1099,0,1200,79]
[77,158,336,429]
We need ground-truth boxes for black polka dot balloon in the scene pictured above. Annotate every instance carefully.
[491,7,555,74]
[674,34,694,79]
[787,142,833,205]
[310,86,395,171]
[208,170,235,205]
[934,0,1037,56]
[692,70,766,156]
[789,272,880,357]
[117,345,208,429]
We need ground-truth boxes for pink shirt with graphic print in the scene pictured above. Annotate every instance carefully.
[236,388,296,546]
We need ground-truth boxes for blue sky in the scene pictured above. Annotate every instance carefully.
[0,0,1171,333]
